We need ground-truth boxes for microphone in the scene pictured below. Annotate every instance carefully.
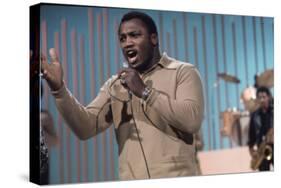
[119,62,128,84]
[120,62,132,98]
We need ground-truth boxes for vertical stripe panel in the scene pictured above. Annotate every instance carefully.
[260,17,267,70]
[88,8,96,98]
[78,35,89,182]
[53,31,61,184]
[158,12,164,50]
[183,13,189,62]
[221,16,232,148]
[102,10,115,181]
[201,16,213,150]
[212,15,223,149]
[96,13,105,182]
[60,19,71,183]
[253,17,259,74]
[70,30,81,182]
[242,17,249,86]
[232,22,242,146]
[166,32,171,55]
[172,19,178,59]
[193,27,198,68]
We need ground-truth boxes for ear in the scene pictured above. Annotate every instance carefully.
[150,33,158,46]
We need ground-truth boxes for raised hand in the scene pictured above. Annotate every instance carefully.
[41,48,64,91]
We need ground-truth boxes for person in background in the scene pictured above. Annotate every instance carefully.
[248,86,273,171]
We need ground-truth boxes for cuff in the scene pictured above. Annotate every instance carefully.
[51,81,67,98]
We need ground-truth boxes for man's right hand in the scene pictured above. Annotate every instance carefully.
[41,48,64,91]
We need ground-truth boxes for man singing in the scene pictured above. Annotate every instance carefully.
[41,11,204,180]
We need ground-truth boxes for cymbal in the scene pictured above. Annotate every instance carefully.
[218,73,240,83]
[256,69,274,88]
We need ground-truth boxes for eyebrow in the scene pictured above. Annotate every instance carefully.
[119,30,141,36]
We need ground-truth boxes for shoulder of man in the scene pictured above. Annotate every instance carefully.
[102,74,119,86]
[161,53,195,71]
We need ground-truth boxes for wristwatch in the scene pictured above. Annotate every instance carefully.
[141,86,152,101]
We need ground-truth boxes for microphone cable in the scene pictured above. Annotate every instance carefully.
[108,78,151,179]
[129,94,151,179]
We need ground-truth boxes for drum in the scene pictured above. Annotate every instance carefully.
[220,110,250,146]
[231,111,250,146]
[240,86,260,113]
[220,110,240,137]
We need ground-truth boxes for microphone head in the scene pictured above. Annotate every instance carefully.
[122,62,128,68]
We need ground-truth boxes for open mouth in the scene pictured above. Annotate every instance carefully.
[126,50,138,64]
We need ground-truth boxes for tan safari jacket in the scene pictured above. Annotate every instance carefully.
[52,53,204,180]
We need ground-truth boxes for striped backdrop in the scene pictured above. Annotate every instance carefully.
[39,4,274,184]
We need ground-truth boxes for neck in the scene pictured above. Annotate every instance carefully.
[137,49,161,74]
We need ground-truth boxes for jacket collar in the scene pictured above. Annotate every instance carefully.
[141,52,175,77]
[158,52,181,69]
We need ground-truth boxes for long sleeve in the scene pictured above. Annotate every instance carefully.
[144,65,204,134]
[52,79,113,140]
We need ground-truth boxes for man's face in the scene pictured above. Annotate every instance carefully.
[119,18,157,71]
[257,91,271,109]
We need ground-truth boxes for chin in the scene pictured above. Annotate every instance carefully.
[128,61,141,69]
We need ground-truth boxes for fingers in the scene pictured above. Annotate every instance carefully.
[117,68,133,78]
[41,48,59,79]
[40,53,53,80]
[49,48,59,63]
[40,53,48,73]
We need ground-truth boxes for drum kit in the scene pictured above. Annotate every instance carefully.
[218,69,274,146]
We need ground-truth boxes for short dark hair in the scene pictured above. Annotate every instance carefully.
[119,11,158,35]
[256,86,271,97]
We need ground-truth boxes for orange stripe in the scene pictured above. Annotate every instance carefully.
[54,31,65,183]
[97,13,107,181]
[97,14,104,84]
[88,8,96,98]
[103,9,115,181]
[71,29,81,182]
[61,19,72,182]
[113,19,121,180]
[103,9,110,181]
[79,35,89,182]
[103,9,111,80]
[55,29,65,183]
[88,8,99,182]
[58,115,64,183]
